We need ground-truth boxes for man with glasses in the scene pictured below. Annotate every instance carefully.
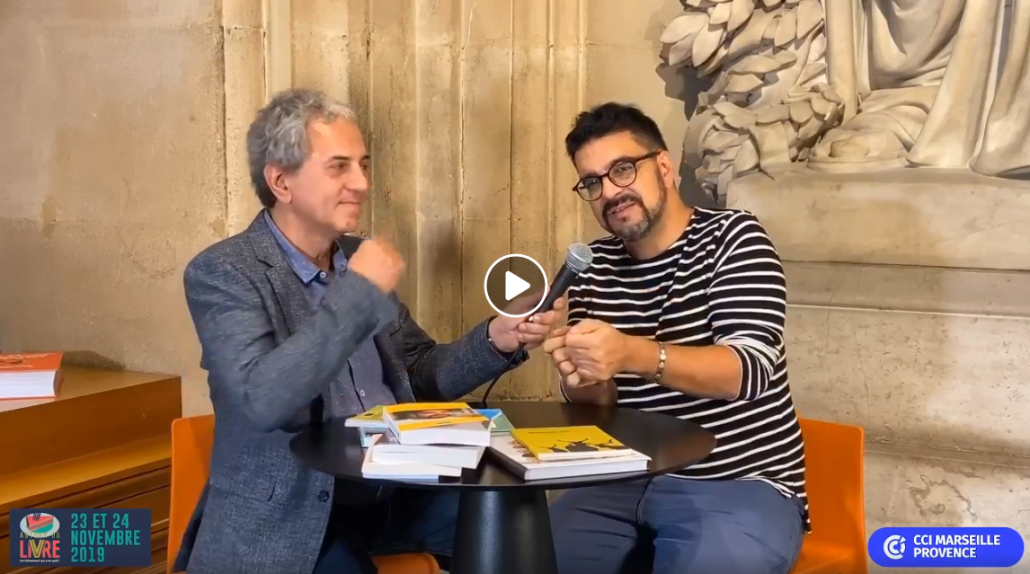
[542,102,809,574]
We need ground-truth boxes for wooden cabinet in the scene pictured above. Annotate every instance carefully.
[0,368,181,574]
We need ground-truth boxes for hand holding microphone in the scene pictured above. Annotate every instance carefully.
[481,243,594,405]
[488,292,566,352]
[485,243,593,353]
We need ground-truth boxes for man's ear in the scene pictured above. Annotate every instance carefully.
[658,150,678,188]
[264,164,292,204]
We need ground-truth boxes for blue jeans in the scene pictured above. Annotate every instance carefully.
[313,488,458,574]
[550,476,805,574]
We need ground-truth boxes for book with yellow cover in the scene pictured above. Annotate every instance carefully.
[489,435,650,480]
[383,402,488,431]
[347,404,511,439]
[510,426,635,461]
[345,405,386,428]
[383,402,491,446]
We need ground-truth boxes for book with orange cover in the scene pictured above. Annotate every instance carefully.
[0,352,64,399]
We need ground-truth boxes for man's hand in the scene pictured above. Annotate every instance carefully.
[542,326,587,388]
[349,237,406,293]
[544,325,618,406]
[487,292,566,353]
[563,319,629,381]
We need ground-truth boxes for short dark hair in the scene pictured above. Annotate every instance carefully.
[565,102,668,160]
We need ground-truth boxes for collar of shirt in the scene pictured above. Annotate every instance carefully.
[263,210,349,285]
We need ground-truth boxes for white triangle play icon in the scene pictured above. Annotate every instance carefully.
[505,271,531,301]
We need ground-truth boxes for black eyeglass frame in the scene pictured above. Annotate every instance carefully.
[571,151,662,201]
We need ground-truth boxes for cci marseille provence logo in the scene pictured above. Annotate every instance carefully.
[869,526,1023,568]
[882,533,905,560]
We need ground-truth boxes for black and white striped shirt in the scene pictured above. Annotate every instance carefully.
[566,207,810,530]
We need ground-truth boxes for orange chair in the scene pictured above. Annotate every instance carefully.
[168,415,440,574]
[790,418,868,574]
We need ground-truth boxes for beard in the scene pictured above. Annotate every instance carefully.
[601,179,669,242]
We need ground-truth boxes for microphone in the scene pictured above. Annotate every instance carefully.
[536,243,594,314]
[480,244,594,407]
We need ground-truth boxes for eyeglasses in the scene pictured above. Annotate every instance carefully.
[572,151,661,201]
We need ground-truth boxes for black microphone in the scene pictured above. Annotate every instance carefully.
[537,243,594,314]
[480,244,594,407]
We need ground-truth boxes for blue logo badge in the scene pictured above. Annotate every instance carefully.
[868,527,1024,568]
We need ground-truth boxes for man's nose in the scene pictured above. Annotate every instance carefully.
[600,176,625,202]
[348,169,370,197]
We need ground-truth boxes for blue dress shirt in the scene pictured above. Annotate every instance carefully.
[263,211,397,418]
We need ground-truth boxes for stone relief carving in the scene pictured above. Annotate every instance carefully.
[662,0,1030,200]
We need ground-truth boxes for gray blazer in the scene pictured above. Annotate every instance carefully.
[174,213,526,574]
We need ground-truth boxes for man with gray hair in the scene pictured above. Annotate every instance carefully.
[175,88,563,574]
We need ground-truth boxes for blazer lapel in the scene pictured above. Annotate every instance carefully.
[246,213,324,427]
[247,212,312,336]
[265,265,311,336]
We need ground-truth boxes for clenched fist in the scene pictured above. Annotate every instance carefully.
[349,237,406,293]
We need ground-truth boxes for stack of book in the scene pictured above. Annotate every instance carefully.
[348,403,651,482]
[358,402,505,480]
[347,404,512,447]
[0,352,64,400]
[489,425,651,480]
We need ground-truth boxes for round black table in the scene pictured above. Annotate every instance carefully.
[290,401,716,574]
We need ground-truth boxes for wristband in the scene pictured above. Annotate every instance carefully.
[486,317,514,357]
[653,342,667,383]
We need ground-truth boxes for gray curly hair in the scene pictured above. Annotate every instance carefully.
[246,88,359,208]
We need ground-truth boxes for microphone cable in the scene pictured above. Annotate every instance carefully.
[480,342,525,408]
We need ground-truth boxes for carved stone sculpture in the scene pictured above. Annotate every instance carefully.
[662,0,1030,199]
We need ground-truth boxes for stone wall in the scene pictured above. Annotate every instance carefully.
[0,0,227,415]
[729,169,1030,570]
[0,0,692,415]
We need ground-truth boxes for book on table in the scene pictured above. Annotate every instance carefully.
[345,405,389,445]
[487,425,651,480]
[369,431,485,469]
[352,405,651,481]
[474,408,515,433]
[0,352,64,400]
[360,434,464,480]
[347,403,512,447]
[358,402,494,480]
[381,402,492,446]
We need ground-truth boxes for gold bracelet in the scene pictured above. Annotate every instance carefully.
[653,341,667,383]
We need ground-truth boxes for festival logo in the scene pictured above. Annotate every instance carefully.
[17,512,62,564]
[20,513,60,539]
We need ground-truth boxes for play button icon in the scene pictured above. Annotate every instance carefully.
[505,271,531,301]
[484,254,549,318]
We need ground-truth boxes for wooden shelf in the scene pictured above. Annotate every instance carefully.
[0,368,180,476]
[0,368,181,574]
